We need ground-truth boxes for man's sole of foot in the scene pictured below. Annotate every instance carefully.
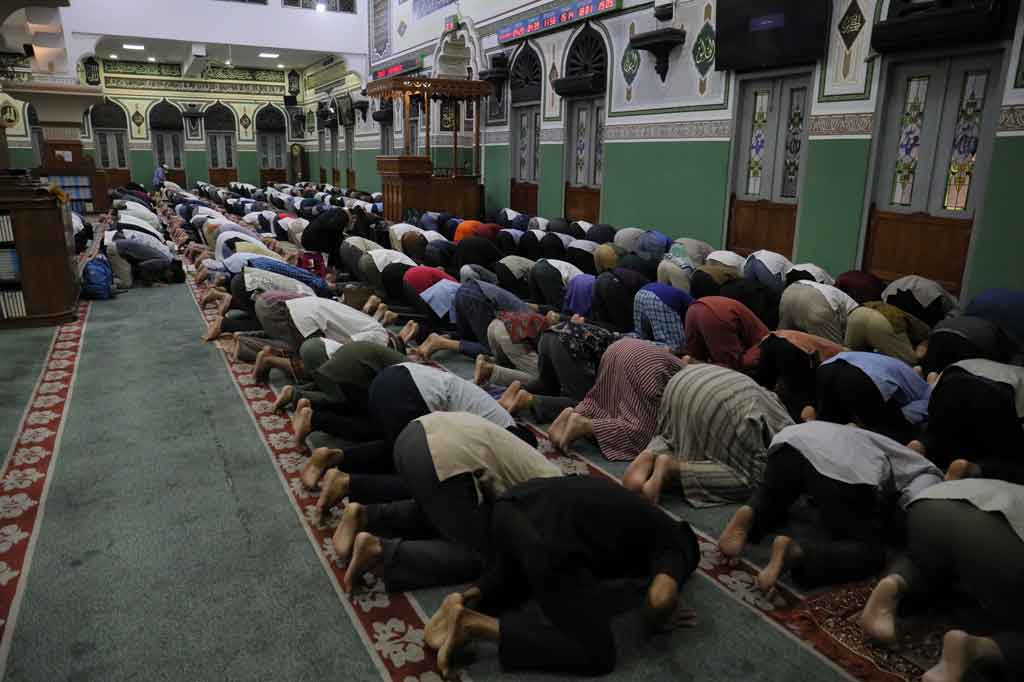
[425,593,463,650]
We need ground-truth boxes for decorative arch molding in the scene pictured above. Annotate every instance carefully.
[147,98,184,131]
[510,42,543,105]
[255,103,287,131]
[554,23,610,98]
[89,98,128,129]
[203,101,237,132]
[430,16,485,78]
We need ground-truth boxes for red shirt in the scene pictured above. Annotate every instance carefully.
[403,266,456,294]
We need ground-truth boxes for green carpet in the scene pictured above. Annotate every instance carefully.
[4,287,378,681]
[1,286,850,681]
[0,326,58,458]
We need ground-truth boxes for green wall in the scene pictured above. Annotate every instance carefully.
[8,148,34,170]
[483,145,510,215]
[353,149,380,193]
[184,150,209,187]
[795,138,872,276]
[306,150,320,182]
[129,149,156,188]
[237,150,259,186]
[537,143,565,218]
[963,135,1024,299]
[601,140,730,246]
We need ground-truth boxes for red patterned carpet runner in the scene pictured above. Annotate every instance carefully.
[0,302,91,674]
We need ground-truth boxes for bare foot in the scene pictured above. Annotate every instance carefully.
[217,295,232,317]
[557,411,591,452]
[253,346,274,382]
[907,440,925,455]
[922,630,1000,682]
[419,333,444,359]
[474,355,494,386]
[315,468,351,523]
[332,501,365,562]
[362,294,381,315]
[373,303,388,322]
[719,505,755,559]
[273,385,295,413]
[292,405,313,447]
[342,531,383,593]
[926,371,940,386]
[945,459,978,481]
[547,408,572,450]
[381,310,399,326]
[800,405,816,422]
[302,447,344,489]
[201,317,223,342]
[860,574,906,646]
[436,602,470,680]
[399,320,419,344]
[200,289,221,307]
[425,592,464,650]
[641,454,672,507]
[498,381,521,411]
[913,365,924,377]
[513,389,533,414]
[757,535,801,594]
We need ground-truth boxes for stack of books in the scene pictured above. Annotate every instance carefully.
[0,213,12,242]
[0,289,26,318]
[0,249,19,282]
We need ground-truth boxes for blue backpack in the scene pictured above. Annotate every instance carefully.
[81,256,114,300]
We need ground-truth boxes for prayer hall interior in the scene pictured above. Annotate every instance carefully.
[1,0,1023,680]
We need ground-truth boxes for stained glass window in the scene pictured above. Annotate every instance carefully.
[780,87,807,198]
[170,133,182,168]
[532,111,540,182]
[574,105,589,185]
[746,90,770,196]
[518,111,529,179]
[891,76,929,206]
[943,71,988,211]
[98,132,111,169]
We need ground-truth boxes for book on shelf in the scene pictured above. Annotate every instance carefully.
[0,213,12,242]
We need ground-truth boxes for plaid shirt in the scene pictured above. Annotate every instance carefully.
[633,288,685,354]
[247,257,330,298]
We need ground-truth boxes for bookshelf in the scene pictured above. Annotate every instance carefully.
[39,174,93,214]
[0,172,80,329]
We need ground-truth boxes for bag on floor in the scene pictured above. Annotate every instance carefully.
[81,256,114,300]
[295,251,327,278]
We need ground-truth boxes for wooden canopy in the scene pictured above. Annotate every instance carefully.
[367,77,492,173]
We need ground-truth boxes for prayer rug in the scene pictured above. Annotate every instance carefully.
[0,302,90,674]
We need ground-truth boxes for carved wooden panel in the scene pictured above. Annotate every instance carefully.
[209,168,238,186]
[510,179,538,216]
[92,169,132,211]
[378,157,481,221]
[332,168,341,186]
[260,169,288,186]
[864,206,972,294]
[727,195,797,258]
[347,169,357,190]
[166,169,187,187]
[564,184,600,223]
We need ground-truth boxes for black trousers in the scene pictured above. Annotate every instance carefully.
[220,274,263,333]
[893,499,1024,679]
[339,243,367,279]
[496,263,531,300]
[364,422,488,590]
[475,500,617,676]
[523,333,591,422]
[816,360,917,444]
[754,335,818,420]
[367,365,432,443]
[921,333,983,376]
[591,272,635,333]
[334,439,410,503]
[529,261,565,308]
[308,381,383,443]
[747,444,892,588]
[922,369,1024,481]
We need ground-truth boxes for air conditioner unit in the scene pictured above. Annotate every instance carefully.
[191,43,207,58]
[654,0,674,21]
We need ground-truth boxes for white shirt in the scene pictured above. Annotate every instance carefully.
[792,280,859,316]
[368,249,415,270]
[529,229,547,241]
[541,259,583,285]
[913,479,1024,544]
[707,250,746,270]
[105,229,172,258]
[573,220,594,234]
[400,362,514,429]
[422,230,448,243]
[243,267,315,297]
[278,217,309,233]
[568,239,599,254]
[529,217,549,231]
[770,422,942,509]
[746,250,792,276]
[787,262,834,286]
[215,231,266,262]
[117,214,164,241]
[193,206,222,219]
[389,223,422,250]
[121,202,162,232]
[285,297,388,346]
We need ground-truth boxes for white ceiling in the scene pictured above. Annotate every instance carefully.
[93,35,337,71]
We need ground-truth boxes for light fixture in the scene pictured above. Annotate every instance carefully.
[315,2,326,11]
[109,54,118,59]
[147,57,156,62]
[258,52,279,59]
[277,64,284,69]
[122,44,145,50]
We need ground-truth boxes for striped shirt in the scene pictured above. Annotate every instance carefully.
[575,338,684,461]
[648,364,794,507]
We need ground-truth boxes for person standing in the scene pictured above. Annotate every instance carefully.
[152,162,167,191]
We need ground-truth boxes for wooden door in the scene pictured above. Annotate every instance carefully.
[510,105,540,215]
[564,98,604,223]
[727,75,811,257]
[864,54,1000,293]
[510,180,538,215]
[167,169,187,186]
[209,168,237,186]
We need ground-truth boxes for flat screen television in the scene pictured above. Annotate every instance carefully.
[715,0,830,72]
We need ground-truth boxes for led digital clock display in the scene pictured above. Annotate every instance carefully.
[373,56,423,80]
[497,0,620,44]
